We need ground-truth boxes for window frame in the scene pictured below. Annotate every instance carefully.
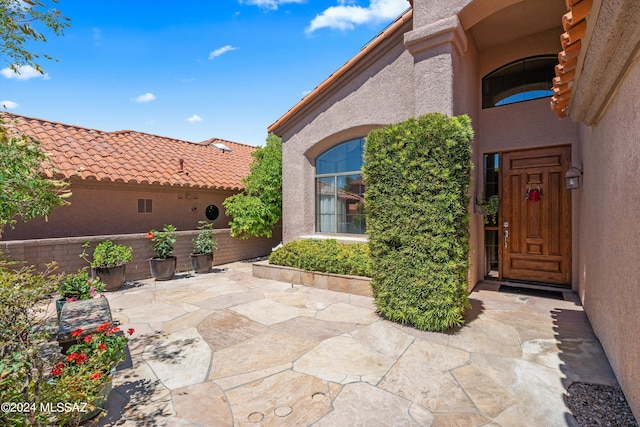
[482,55,557,109]
[314,138,366,235]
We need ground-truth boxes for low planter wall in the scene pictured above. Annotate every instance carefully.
[252,260,373,297]
[0,228,282,281]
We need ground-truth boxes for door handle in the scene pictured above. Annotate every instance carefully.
[503,229,509,248]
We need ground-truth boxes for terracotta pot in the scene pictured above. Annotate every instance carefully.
[92,264,127,291]
[190,253,213,274]
[149,256,177,281]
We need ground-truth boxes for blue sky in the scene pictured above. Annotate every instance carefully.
[1,0,410,146]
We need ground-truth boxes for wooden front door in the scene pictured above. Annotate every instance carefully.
[501,146,571,285]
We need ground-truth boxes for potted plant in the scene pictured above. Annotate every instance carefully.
[0,265,131,425]
[477,194,499,225]
[190,221,218,273]
[82,240,133,291]
[51,322,134,422]
[57,270,105,318]
[147,224,177,280]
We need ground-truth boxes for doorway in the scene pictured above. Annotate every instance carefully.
[484,146,572,286]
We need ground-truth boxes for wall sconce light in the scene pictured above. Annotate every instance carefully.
[564,164,583,190]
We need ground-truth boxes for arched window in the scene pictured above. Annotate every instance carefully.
[482,55,556,108]
[315,138,365,234]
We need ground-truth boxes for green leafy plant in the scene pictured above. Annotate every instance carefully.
[0,261,117,426]
[363,113,473,331]
[0,0,70,75]
[223,133,282,239]
[59,270,105,301]
[478,194,499,225]
[0,116,72,235]
[269,239,371,277]
[81,240,133,268]
[48,322,133,424]
[147,224,177,259]
[62,322,133,379]
[192,221,218,255]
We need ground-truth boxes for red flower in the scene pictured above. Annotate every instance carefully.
[110,327,121,334]
[71,328,83,338]
[128,328,135,336]
[97,322,111,332]
[98,343,107,351]
[146,231,154,239]
[50,367,63,376]
[90,372,101,380]
[75,354,87,364]
[66,353,79,362]
[83,335,93,343]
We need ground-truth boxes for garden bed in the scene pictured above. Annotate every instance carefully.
[252,261,372,297]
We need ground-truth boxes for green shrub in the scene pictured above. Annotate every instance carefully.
[363,113,473,331]
[192,221,218,254]
[83,240,133,268]
[269,239,371,277]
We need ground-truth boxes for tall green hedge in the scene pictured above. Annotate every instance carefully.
[363,113,473,331]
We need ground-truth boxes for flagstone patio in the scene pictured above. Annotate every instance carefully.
[94,260,618,426]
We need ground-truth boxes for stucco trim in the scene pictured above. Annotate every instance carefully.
[404,15,468,57]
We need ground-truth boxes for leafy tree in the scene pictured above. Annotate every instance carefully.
[223,133,282,239]
[0,0,70,74]
[0,117,71,235]
[0,0,71,235]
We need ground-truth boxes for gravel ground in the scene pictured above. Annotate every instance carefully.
[566,383,638,426]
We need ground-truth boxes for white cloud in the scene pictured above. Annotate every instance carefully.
[186,114,203,123]
[306,0,408,33]
[0,65,48,80]
[132,93,156,103]
[209,45,238,60]
[1,100,19,109]
[239,0,305,11]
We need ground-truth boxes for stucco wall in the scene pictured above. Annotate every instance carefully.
[0,227,282,281]
[2,179,236,240]
[479,98,577,153]
[280,21,415,242]
[577,57,640,419]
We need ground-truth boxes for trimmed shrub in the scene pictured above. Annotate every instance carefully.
[269,239,371,278]
[363,113,473,331]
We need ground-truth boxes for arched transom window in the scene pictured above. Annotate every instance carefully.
[482,55,556,108]
[315,138,365,234]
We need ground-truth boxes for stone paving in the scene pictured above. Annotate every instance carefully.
[94,261,618,426]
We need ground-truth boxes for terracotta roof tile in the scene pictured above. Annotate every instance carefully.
[2,113,256,191]
[552,0,593,118]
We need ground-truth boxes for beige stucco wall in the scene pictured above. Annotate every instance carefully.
[280,19,415,243]
[2,179,236,240]
[576,57,640,419]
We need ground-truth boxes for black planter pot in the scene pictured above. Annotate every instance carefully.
[149,256,177,281]
[92,264,127,291]
[56,297,66,320]
[190,253,213,274]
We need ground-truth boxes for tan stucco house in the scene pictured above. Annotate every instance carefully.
[0,113,281,279]
[1,113,255,240]
[268,0,640,418]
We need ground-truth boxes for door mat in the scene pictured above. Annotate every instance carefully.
[498,285,565,300]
